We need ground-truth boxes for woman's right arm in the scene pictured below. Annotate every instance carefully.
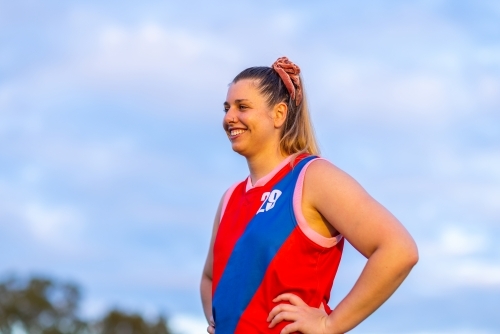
[200,195,223,332]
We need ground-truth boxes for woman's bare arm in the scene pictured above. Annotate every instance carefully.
[200,195,223,330]
[306,159,418,333]
[268,159,418,334]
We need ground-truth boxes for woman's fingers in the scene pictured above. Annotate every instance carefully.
[267,303,295,322]
[280,322,300,334]
[268,293,308,328]
[268,310,299,328]
[272,293,307,306]
[207,315,215,333]
[268,295,331,333]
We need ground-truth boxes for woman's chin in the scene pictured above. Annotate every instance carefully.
[231,143,251,157]
[231,145,245,156]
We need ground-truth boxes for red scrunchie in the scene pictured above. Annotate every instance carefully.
[272,56,302,106]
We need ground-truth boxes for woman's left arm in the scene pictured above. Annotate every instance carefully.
[268,159,419,334]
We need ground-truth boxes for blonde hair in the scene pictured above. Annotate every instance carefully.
[232,67,320,156]
[279,86,320,156]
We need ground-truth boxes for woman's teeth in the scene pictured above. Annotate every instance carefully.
[230,129,246,136]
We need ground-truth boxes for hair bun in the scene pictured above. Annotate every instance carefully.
[272,57,302,106]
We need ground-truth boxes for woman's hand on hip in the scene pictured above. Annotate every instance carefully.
[207,315,215,334]
[267,293,335,334]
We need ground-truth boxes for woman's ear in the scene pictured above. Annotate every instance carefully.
[273,102,288,128]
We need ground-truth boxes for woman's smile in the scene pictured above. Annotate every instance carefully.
[228,128,247,138]
[222,79,279,156]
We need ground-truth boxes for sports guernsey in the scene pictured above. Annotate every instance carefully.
[212,154,344,333]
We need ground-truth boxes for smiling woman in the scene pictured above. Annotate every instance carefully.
[222,60,318,162]
[200,57,418,334]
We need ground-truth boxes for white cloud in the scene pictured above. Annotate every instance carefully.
[426,148,500,219]
[302,6,500,127]
[478,75,500,105]
[414,226,500,291]
[0,175,85,251]
[316,57,475,125]
[0,18,244,127]
[412,258,500,294]
[475,45,500,67]
[438,226,488,254]
[99,25,128,48]
[76,22,241,92]
[453,261,500,287]
[169,314,207,334]
[3,3,499,130]
[270,12,302,35]
[22,202,84,246]
[469,150,500,180]
[407,330,493,334]
[439,226,488,256]
[24,139,134,179]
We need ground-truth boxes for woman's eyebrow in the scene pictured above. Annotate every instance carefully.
[224,99,251,106]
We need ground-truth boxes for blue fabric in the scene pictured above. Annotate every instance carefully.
[212,156,316,334]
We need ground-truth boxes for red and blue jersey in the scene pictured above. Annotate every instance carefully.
[212,155,344,333]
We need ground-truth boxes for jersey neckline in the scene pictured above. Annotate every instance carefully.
[245,155,293,192]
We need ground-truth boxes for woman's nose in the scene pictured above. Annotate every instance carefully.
[224,108,237,124]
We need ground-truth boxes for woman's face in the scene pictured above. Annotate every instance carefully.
[223,79,284,158]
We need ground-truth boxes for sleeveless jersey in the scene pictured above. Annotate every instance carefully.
[212,155,344,333]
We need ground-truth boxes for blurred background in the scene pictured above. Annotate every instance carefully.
[1,0,499,333]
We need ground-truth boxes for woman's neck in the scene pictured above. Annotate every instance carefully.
[246,150,289,186]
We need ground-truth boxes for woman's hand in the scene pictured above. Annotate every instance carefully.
[267,293,333,334]
[207,315,215,334]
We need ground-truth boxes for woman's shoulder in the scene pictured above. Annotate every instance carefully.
[306,156,345,177]
[304,156,363,195]
[223,180,242,198]
[219,180,246,222]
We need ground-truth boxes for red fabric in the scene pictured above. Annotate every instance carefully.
[234,230,344,333]
[212,162,298,294]
[213,155,344,333]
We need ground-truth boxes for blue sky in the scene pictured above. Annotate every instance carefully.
[1,0,499,333]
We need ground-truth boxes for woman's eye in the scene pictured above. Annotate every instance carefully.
[223,107,229,113]
[239,105,247,110]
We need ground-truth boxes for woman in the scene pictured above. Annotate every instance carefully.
[200,57,418,334]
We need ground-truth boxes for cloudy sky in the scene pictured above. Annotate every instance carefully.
[1,0,499,333]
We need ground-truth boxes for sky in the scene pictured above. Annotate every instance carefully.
[0,0,499,333]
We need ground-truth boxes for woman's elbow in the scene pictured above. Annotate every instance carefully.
[401,240,419,271]
[382,237,419,273]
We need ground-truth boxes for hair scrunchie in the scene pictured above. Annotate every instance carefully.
[272,56,303,106]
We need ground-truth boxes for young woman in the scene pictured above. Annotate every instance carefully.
[200,57,418,334]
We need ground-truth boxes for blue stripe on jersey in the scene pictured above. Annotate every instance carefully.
[212,156,316,334]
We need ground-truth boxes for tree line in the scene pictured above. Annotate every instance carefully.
[0,275,172,334]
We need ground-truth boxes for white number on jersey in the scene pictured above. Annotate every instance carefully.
[257,189,282,214]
